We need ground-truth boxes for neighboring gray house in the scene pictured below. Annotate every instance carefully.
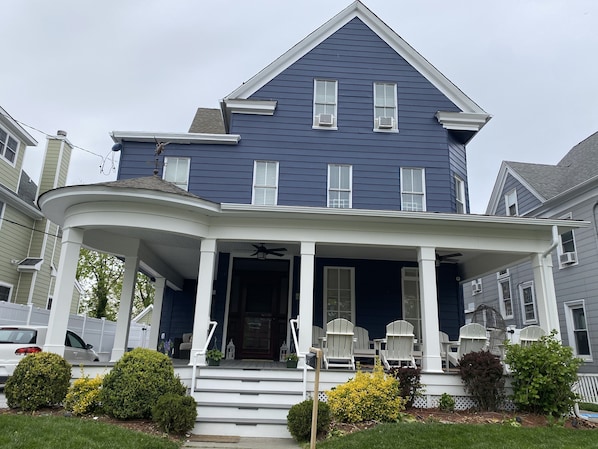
[467,131,598,372]
[0,105,78,312]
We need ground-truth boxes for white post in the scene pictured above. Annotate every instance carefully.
[148,277,166,350]
[189,239,217,366]
[418,246,443,373]
[298,241,316,365]
[111,252,140,361]
[44,227,84,356]
[531,253,560,339]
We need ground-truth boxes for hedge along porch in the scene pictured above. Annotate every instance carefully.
[37,178,586,373]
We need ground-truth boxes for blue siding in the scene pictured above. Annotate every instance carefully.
[448,137,469,213]
[495,173,542,216]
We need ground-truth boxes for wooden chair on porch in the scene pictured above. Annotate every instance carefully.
[377,320,416,369]
[519,325,546,346]
[353,326,376,360]
[322,318,355,369]
[447,323,488,367]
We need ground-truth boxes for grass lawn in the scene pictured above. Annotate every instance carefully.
[0,414,181,449]
[317,422,598,449]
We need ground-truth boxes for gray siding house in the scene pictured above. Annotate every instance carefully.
[471,131,598,372]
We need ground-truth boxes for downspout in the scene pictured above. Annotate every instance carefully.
[542,225,559,258]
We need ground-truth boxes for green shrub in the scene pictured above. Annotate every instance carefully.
[438,393,455,412]
[326,362,405,423]
[505,331,582,416]
[387,366,423,408]
[286,399,331,442]
[458,350,505,411]
[64,373,103,415]
[152,393,197,434]
[101,348,186,419]
[5,352,71,411]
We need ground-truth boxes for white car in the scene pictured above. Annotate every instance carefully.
[0,325,99,387]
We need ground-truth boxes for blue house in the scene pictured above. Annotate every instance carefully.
[39,1,584,437]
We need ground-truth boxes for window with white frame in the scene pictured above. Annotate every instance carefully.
[455,176,466,214]
[313,79,337,128]
[402,267,421,342]
[163,157,190,191]
[373,82,397,131]
[0,283,12,302]
[0,200,5,230]
[504,189,518,216]
[558,216,578,268]
[471,278,482,295]
[401,168,426,211]
[519,281,537,324]
[497,270,513,318]
[252,161,279,205]
[565,300,591,360]
[0,126,19,164]
[324,267,354,323]
[327,164,352,208]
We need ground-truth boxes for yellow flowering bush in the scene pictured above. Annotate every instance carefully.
[65,374,103,415]
[326,361,405,423]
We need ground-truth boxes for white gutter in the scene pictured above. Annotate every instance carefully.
[542,225,560,258]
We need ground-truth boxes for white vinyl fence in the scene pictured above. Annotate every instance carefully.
[0,301,150,361]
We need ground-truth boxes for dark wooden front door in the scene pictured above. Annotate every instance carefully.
[227,259,289,360]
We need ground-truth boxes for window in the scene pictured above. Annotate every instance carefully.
[402,267,421,342]
[471,278,482,295]
[558,229,578,268]
[401,168,426,211]
[504,189,518,216]
[0,200,4,230]
[313,79,337,128]
[252,161,279,205]
[0,283,12,302]
[497,270,513,318]
[565,301,592,360]
[163,157,190,191]
[519,281,537,324]
[373,82,397,131]
[324,267,354,323]
[0,127,19,164]
[455,176,466,214]
[328,164,352,208]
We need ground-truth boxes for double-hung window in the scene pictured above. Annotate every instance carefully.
[163,157,190,191]
[558,214,578,268]
[504,189,518,216]
[565,300,592,360]
[328,164,351,208]
[455,176,466,213]
[519,281,537,324]
[324,267,354,323]
[401,168,426,211]
[0,126,19,164]
[402,267,421,342]
[497,269,513,319]
[253,161,279,205]
[0,282,12,302]
[313,79,337,128]
[374,82,397,131]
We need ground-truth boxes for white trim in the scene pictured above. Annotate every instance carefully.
[223,99,277,115]
[0,106,37,146]
[111,131,241,145]
[373,82,398,132]
[471,278,482,295]
[402,266,421,342]
[163,157,190,191]
[0,124,20,167]
[564,299,592,362]
[435,111,490,132]
[497,276,514,319]
[486,163,546,215]
[327,164,352,208]
[504,189,518,216]
[519,281,537,325]
[455,175,466,214]
[313,79,338,129]
[252,160,279,206]
[557,212,578,269]
[323,266,355,324]
[0,281,13,302]
[400,167,426,212]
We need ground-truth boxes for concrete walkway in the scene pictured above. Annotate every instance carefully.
[182,437,300,448]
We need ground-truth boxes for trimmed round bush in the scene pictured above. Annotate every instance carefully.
[5,352,72,411]
[101,348,186,419]
[287,399,331,442]
[64,374,103,415]
[152,393,197,434]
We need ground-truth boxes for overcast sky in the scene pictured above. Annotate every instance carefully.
[3,1,597,213]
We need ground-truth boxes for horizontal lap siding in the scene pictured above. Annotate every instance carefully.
[448,137,468,213]
[495,173,542,216]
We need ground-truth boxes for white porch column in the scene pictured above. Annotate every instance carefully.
[531,253,560,339]
[111,252,140,361]
[44,227,84,356]
[190,238,217,366]
[298,241,316,363]
[148,276,166,350]
[418,246,443,373]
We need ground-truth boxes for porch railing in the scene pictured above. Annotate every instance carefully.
[289,317,310,399]
[575,373,598,404]
[190,320,218,388]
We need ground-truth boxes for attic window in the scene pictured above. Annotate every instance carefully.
[0,126,19,164]
[16,258,43,272]
[504,189,518,216]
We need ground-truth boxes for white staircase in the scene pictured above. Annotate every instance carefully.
[191,366,304,438]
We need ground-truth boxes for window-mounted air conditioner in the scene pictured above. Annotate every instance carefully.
[560,252,577,266]
[317,113,334,126]
[471,279,482,295]
[377,116,394,129]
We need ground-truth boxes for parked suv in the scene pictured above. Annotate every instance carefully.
[0,325,99,386]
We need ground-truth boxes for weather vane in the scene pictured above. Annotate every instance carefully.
[153,140,170,175]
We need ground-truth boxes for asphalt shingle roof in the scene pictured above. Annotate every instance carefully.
[188,108,225,134]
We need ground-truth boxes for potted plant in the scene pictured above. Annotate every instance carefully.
[206,348,223,366]
[286,353,299,368]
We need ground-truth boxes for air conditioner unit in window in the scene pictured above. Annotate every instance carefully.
[378,116,394,129]
[317,113,334,126]
[560,252,577,265]
[471,279,482,295]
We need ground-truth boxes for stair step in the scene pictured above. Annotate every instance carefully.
[197,417,287,425]
[196,401,292,409]
[195,387,303,396]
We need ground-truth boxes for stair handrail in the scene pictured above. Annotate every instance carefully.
[191,320,218,392]
[290,317,299,354]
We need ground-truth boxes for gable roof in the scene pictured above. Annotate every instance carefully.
[486,131,598,214]
[224,1,489,120]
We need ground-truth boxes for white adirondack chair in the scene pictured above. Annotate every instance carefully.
[378,320,416,369]
[353,326,376,359]
[519,325,546,346]
[447,323,488,367]
[322,318,355,369]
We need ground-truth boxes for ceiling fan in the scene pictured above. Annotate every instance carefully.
[436,252,462,264]
[251,243,287,260]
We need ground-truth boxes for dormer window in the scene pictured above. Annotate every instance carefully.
[374,82,397,131]
[313,79,337,129]
[0,126,19,164]
[504,189,518,216]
